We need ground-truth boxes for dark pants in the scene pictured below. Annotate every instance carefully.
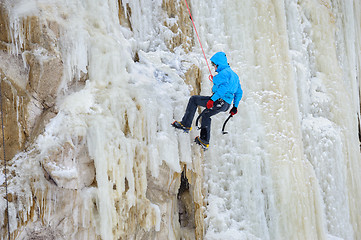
[181,95,230,143]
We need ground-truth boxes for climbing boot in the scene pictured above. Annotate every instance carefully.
[194,136,209,150]
[172,121,191,133]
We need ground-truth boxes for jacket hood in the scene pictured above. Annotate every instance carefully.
[210,52,229,72]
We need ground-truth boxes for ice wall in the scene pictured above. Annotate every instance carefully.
[1,0,361,239]
[1,0,205,239]
[193,0,361,239]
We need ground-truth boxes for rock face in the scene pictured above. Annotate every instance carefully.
[2,1,361,240]
[0,10,63,161]
[0,1,204,239]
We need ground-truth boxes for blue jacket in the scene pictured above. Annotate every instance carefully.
[210,52,243,107]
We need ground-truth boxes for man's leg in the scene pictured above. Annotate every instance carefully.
[200,100,230,143]
[181,95,210,128]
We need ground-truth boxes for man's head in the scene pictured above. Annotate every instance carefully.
[210,52,228,72]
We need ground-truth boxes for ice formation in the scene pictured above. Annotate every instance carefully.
[0,0,361,239]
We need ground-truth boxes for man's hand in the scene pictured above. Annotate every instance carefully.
[206,100,214,109]
[230,106,237,116]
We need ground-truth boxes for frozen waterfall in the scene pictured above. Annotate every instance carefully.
[0,0,361,239]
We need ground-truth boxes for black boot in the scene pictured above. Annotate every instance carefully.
[194,136,209,150]
[172,121,192,133]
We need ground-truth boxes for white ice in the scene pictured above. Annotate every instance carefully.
[2,0,361,239]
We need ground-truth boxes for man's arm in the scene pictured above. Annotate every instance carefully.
[233,83,243,108]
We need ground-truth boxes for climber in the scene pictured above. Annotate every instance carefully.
[172,52,243,150]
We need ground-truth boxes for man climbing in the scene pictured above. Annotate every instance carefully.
[172,52,243,150]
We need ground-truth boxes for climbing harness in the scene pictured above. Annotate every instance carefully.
[184,0,213,82]
[0,78,11,240]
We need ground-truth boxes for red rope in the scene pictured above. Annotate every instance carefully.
[184,0,213,82]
